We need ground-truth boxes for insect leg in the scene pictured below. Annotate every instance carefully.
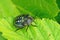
[26,25,29,31]
[15,28,20,32]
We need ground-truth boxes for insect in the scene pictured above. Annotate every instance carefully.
[13,14,36,31]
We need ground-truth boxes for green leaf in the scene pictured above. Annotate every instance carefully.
[0,32,7,40]
[0,0,20,18]
[56,0,60,9]
[0,18,60,40]
[55,12,60,24]
[12,0,59,18]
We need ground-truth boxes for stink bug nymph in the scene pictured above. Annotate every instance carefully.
[13,14,35,31]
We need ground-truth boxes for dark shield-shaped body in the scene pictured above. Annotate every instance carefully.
[13,14,34,29]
